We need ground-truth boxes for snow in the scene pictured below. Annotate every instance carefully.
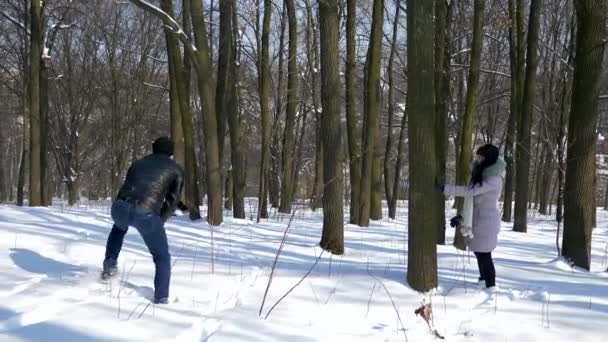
[0,202,607,341]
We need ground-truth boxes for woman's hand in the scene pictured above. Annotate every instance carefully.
[449,215,463,228]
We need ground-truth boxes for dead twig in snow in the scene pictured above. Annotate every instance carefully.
[366,268,409,341]
[258,205,300,316]
[264,251,324,320]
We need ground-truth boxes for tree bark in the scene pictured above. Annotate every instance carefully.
[217,0,235,212]
[29,0,43,206]
[270,4,287,211]
[345,0,361,224]
[318,0,344,255]
[514,0,543,233]
[406,0,437,292]
[384,0,400,220]
[503,0,526,222]
[40,63,49,205]
[434,0,449,243]
[190,0,223,225]
[359,0,384,226]
[257,0,272,221]
[279,0,298,214]
[228,0,246,218]
[562,0,606,270]
[454,0,484,250]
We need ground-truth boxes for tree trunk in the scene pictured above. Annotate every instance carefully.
[513,0,542,233]
[271,3,286,211]
[257,0,272,221]
[503,0,526,222]
[225,169,233,210]
[190,0,223,225]
[279,0,298,214]
[406,0,437,292]
[217,0,236,212]
[434,0,449,244]
[229,0,245,218]
[562,0,606,270]
[359,0,384,226]
[40,64,49,206]
[29,0,43,206]
[318,0,344,255]
[312,110,323,211]
[184,0,202,220]
[392,106,407,217]
[384,0,400,220]
[454,0,484,250]
[17,80,28,207]
[292,104,308,200]
[345,0,361,224]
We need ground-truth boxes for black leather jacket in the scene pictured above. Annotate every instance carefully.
[116,153,184,223]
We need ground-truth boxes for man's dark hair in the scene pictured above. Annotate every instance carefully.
[152,136,175,156]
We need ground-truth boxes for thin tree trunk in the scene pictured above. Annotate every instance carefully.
[434,0,449,244]
[514,0,543,233]
[384,0,400,220]
[29,0,42,206]
[17,78,28,207]
[503,0,525,222]
[257,0,272,221]
[190,0,223,225]
[406,0,438,292]
[229,0,245,218]
[318,0,344,255]
[359,0,384,226]
[562,0,606,269]
[217,0,235,212]
[40,63,49,205]
[531,128,544,210]
[307,0,322,211]
[279,0,298,214]
[271,3,287,211]
[292,105,308,200]
[345,0,361,224]
[392,106,407,216]
[454,0,485,250]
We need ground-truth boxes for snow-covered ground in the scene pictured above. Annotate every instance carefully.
[0,201,607,342]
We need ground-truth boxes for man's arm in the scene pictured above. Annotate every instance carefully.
[160,167,184,223]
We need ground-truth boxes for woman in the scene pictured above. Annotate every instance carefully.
[439,144,506,289]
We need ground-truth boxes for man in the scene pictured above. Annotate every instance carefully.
[102,136,184,304]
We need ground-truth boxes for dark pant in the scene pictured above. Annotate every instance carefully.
[104,200,171,300]
[474,252,496,288]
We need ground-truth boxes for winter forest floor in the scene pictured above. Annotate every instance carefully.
[0,200,607,342]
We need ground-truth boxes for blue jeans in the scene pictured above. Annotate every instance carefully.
[104,199,171,300]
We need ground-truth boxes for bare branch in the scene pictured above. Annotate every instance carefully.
[0,10,30,35]
[128,0,199,70]
[450,64,511,78]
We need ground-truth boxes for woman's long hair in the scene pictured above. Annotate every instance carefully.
[470,144,499,186]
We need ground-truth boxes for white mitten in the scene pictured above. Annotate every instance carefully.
[460,225,474,239]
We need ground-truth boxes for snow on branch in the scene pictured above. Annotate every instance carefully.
[0,10,30,35]
[128,0,199,69]
[450,64,511,78]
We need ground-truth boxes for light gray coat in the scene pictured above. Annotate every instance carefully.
[444,159,506,252]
